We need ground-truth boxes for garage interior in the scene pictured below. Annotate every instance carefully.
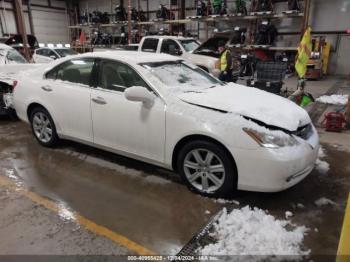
[0,0,350,261]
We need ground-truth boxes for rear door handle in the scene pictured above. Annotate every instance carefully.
[41,85,52,92]
[92,97,107,105]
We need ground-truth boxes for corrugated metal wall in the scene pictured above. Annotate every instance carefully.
[0,0,69,43]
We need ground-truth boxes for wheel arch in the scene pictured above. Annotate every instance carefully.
[27,102,48,121]
[171,134,238,176]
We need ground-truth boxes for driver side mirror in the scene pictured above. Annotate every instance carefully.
[124,86,156,108]
[50,55,57,60]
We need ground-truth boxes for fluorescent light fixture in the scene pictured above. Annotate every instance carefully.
[47,43,54,48]
[65,44,71,48]
[57,44,63,48]
[39,43,45,47]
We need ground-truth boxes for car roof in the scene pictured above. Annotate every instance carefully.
[143,35,194,40]
[79,51,181,65]
[0,43,14,50]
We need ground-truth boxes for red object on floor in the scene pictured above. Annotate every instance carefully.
[322,112,346,132]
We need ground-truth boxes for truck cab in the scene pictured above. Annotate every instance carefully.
[138,36,220,76]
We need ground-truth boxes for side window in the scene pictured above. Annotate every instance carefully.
[47,50,58,58]
[36,49,44,55]
[41,49,50,57]
[141,38,159,53]
[161,39,180,54]
[99,60,149,92]
[45,58,95,86]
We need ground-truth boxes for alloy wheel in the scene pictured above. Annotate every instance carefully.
[183,148,226,193]
[32,112,53,143]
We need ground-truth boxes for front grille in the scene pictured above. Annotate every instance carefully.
[294,124,313,140]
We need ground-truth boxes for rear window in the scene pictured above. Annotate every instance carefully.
[141,39,159,53]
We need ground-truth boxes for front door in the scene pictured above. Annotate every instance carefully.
[91,59,166,163]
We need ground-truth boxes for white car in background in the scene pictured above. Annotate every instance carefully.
[138,36,221,76]
[33,46,78,63]
[13,51,319,196]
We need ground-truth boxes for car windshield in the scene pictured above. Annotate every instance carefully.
[6,49,27,63]
[140,60,222,90]
[179,39,200,52]
[55,48,78,57]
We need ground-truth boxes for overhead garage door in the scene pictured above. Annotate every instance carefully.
[32,7,69,44]
[336,36,350,75]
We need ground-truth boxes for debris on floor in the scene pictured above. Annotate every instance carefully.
[199,206,310,256]
[316,94,349,105]
[314,197,337,207]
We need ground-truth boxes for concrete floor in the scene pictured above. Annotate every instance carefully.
[0,76,349,257]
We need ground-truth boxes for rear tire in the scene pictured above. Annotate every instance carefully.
[176,140,237,197]
[29,107,59,147]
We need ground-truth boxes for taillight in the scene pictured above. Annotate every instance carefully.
[12,80,18,90]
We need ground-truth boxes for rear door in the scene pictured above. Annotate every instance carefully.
[41,58,96,142]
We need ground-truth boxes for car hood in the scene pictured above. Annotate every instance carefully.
[182,52,217,70]
[177,84,311,132]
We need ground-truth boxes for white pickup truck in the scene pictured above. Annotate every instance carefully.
[138,36,220,76]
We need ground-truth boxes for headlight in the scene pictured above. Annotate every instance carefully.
[243,128,299,148]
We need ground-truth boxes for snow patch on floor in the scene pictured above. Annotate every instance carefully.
[314,197,336,207]
[285,211,293,219]
[297,203,305,209]
[199,206,309,256]
[318,147,326,158]
[214,198,240,205]
[316,147,330,174]
[316,94,348,105]
[315,159,330,174]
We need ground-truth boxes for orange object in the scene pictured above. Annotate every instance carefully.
[79,31,86,45]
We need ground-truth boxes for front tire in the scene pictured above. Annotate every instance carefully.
[177,140,237,197]
[30,107,59,147]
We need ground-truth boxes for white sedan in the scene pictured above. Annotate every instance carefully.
[13,51,319,196]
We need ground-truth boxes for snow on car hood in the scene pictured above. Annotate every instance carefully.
[178,84,311,132]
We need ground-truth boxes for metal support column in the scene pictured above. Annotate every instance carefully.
[127,0,131,44]
[301,0,311,35]
[27,0,35,35]
[13,0,30,61]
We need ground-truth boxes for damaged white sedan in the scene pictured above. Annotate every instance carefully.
[13,51,319,196]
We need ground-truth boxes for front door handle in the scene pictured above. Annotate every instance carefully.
[41,85,52,92]
[92,97,107,105]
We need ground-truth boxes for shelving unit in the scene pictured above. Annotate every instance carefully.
[68,0,310,52]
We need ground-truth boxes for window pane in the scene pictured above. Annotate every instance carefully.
[55,59,94,85]
[48,50,57,58]
[161,40,180,54]
[179,40,200,52]
[141,60,222,90]
[55,49,78,57]
[99,60,149,92]
[141,39,158,53]
[7,50,27,64]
